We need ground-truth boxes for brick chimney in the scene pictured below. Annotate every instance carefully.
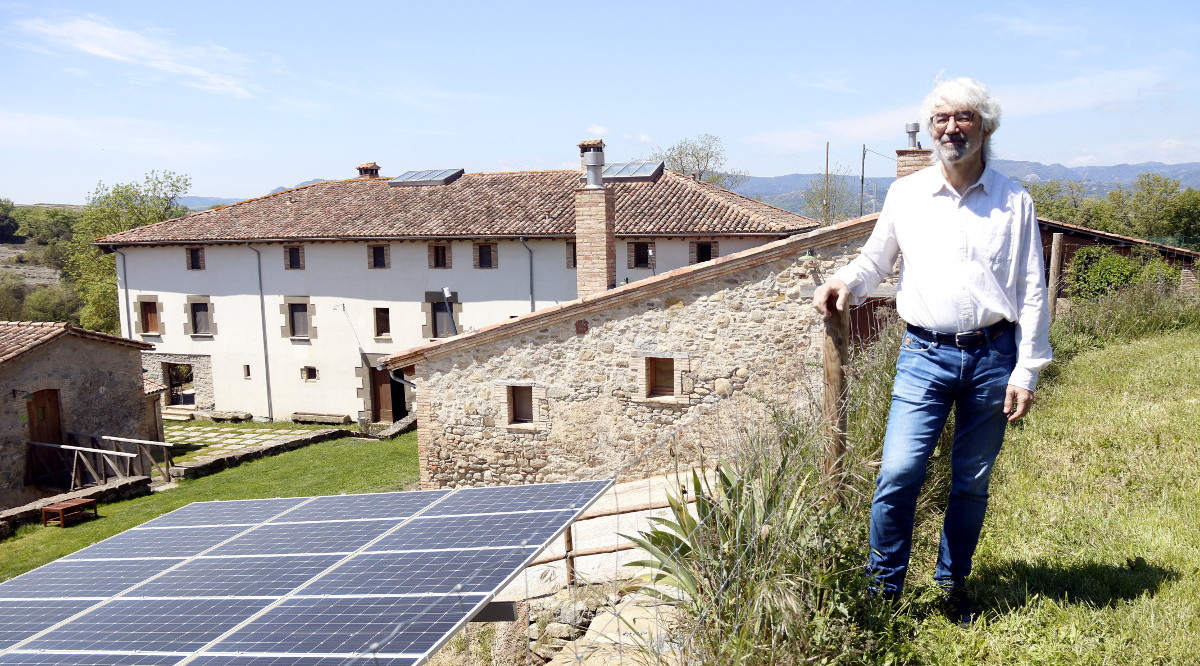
[356,162,381,178]
[895,123,932,178]
[574,140,615,298]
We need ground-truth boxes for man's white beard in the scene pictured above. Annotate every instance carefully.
[936,132,977,163]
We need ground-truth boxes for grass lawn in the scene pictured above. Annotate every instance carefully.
[0,431,419,582]
[904,330,1200,664]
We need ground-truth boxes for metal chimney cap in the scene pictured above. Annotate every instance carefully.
[905,122,921,133]
[579,138,605,152]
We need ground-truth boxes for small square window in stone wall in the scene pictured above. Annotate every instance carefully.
[628,242,655,270]
[302,366,318,381]
[285,246,305,270]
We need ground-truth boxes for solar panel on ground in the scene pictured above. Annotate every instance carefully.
[0,479,611,665]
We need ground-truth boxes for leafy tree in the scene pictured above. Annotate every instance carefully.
[15,207,77,245]
[800,163,859,225]
[1162,188,1200,248]
[1024,180,1089,225]
[0,198,17,242]
[21,284,83,324]
[649,134,748,190]
[66,170,191,333]
[0,270,27,320]
[1129,173,1181,238]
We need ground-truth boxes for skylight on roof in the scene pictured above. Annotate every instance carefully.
[602,161,664,182]
[388,168,465,187]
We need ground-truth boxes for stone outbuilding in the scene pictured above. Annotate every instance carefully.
[384,216,883,489]
[0,321,157,509]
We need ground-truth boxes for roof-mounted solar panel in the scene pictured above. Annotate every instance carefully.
[602,161,664,182]
[388,168,465,187]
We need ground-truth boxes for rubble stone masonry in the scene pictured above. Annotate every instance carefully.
[413,235,869,488]
[0,337,150,509]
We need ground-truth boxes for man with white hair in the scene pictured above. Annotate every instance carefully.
[813,78,1051,622]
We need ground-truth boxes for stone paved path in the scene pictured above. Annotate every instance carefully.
[164,425,319,460]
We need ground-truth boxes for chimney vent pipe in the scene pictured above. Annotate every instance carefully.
[905,123,920,148]
[579,140,605,189]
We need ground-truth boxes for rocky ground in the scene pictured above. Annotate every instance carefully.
[0,242,62,287]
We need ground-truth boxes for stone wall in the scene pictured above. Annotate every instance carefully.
[0,337,151,509]
[142,352,215,410]
[413,236,868,488]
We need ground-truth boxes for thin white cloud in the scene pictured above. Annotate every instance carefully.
[996,69,1166,116]
[981,14,1082,37]
[791,72,859,95]
[0,108,224,158]
[621,132,654,144]
[15,15,254,98]
[585,124,610,135]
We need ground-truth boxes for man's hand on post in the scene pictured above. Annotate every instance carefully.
[1004,385,1034,421]
[813,279,850,317]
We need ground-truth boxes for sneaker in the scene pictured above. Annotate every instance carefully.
[942,585,977,626]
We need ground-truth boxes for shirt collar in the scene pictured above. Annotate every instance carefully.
[928,162,995,197]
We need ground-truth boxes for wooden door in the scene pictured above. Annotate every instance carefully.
[370,366,394,422]
[27,389,63,445]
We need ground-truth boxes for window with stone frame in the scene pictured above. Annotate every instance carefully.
[428,244,451,269]
[628,241,655,270]
[137,297,163,335]
[284,245,305,270]
[186,297,215,336]
[495,382,547,429]
[279,297,317,340]
[368,244,390,269]
[689,240,718,264]
[566,241,577,269]
[632,351,689,401]
[186,247,206,271]
[301,366,319,381]
[374,307,391,338]
[473,242,498,269]
[421,291,460,339]
[509,386,533,423]
[647,357,674,397]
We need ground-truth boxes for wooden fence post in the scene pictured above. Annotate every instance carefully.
[822,306,850,493]
[1048,233,1064,321]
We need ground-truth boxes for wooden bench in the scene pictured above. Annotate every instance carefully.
[41,498,99,528]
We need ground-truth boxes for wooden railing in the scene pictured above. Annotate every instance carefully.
[26,433,176,492]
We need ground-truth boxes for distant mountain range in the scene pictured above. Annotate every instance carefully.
[734,160,1200,215]
[178,160,1200,213]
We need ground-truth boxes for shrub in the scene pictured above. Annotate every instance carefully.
[1065,246,1179,301]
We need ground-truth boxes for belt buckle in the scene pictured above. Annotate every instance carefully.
[954,330,984,347]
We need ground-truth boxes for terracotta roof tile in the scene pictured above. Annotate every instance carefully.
[95,170,817,246]
[0,321,153,365]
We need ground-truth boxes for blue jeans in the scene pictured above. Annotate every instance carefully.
[867,325,1017,596]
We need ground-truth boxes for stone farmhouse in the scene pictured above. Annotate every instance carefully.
[0,321,157,510]
[383,215,880,489]
[94,141,818,425]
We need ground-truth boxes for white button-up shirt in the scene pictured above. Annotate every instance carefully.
[832,164,1052,390]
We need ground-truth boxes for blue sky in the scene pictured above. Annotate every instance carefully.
[2,0,1197,204]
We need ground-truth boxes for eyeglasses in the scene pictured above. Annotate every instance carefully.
[931,111,977,128]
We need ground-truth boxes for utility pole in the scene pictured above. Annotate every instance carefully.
[824,142,831,224]
[859,144,866,217]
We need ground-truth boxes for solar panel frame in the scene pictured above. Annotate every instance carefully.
[0,479,614,666]
[387,169,464,187]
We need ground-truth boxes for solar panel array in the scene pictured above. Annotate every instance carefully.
[387,169,465,187]
[601,161,664,182]
[0,479,611,666]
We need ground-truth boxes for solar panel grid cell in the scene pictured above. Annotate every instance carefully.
[189,657,417,666]
[301,549,530,596]
[0,559,184,598]
[145,555,343,597]
[0,600,98,649]
[23,598,273,652]
[0,654,184,665]
[211,596,483,656]
[143,498,309,528]
[62,526,248,560]
[269,490,447,524]
[207,520,405,556]
[420,479,610,516]
[370,510,576,552]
